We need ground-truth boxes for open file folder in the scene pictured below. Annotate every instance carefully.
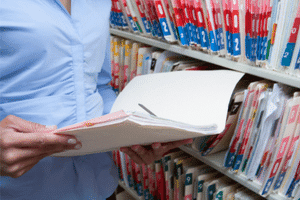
[52,70,245,156]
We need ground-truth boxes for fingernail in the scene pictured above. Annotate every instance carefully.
[153,143,161,149]
[68,138,77,144]
[46,125,57,130]
[74,144,82,150]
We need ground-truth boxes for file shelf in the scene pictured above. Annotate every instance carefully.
[110,28,300,89]
[117,147,288,200]
[110,28,299,200]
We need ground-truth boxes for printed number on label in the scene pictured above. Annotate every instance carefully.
[235,38,239,51]
[283,52,289,58]
[220,33,224,45]
[202,31,206,43]
[162,22,168,32]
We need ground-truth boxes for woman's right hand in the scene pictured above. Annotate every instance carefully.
[0,115,81,178]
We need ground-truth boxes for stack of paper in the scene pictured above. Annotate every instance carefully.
[52,70,244,157]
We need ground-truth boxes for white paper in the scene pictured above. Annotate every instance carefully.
[53,70,245,157]
[111,70,245,133]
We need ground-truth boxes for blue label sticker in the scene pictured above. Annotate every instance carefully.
[216,29,221,50]
[286,179,300,197]
[232,33,241,56]
[110,11,117,26]
[210,31,218,52]
[224,151,236,168]
[261,37,268,60]
[232,154,243,170]
[152,21,158,37]
[117,12,123,27]
[198,180,204,192]
[159,18,171,36]
[128,16,138,32]
[195,27,201,45]
[185,23,193,45]
[178,26,189,46]
[136,183,143,196]
[171,21,178,40]
[190,24,197,44]
[245,34,251,59]
[144,188,150,200]
[208,184,216,200]
[281,43,296,67]
[141,17,151,33]
[128,175,134,187]
[274,171,286,190]
[262,177,274,195]
[250,37,257,62]
[295,50,300,70]
[184,25,191,44]
[218,28,225,50]
[198,27,209,49]
[216,191,223,200]
[185,173,193,185]
[261,37,266,59]
[256,36,262,60]
[120,13,128,28]
[226,31,232,54]
[153,20,163,37]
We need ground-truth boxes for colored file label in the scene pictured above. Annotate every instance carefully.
[281,9,300,66]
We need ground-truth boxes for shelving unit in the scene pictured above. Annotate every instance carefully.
[110,29,300,89]
[111,28,299,200]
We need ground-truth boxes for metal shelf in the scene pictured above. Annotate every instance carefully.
[179,146,288,200]
[110,29,300,89]
[118,181,144,200]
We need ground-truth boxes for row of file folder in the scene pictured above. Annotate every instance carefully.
[113,149,265,200]
[110,0,300,77]
[110,36,214,94]
[219,80,300,198]
[192,77,300,198]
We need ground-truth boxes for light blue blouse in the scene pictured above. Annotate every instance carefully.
[0,0,118,199]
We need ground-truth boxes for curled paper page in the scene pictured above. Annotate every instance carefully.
[53,70,244,156]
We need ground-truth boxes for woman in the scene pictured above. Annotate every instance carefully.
[0,0,192,199]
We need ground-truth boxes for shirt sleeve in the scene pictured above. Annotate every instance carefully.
[97,34,117,115]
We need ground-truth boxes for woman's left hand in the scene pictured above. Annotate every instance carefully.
[119,139,193,165]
